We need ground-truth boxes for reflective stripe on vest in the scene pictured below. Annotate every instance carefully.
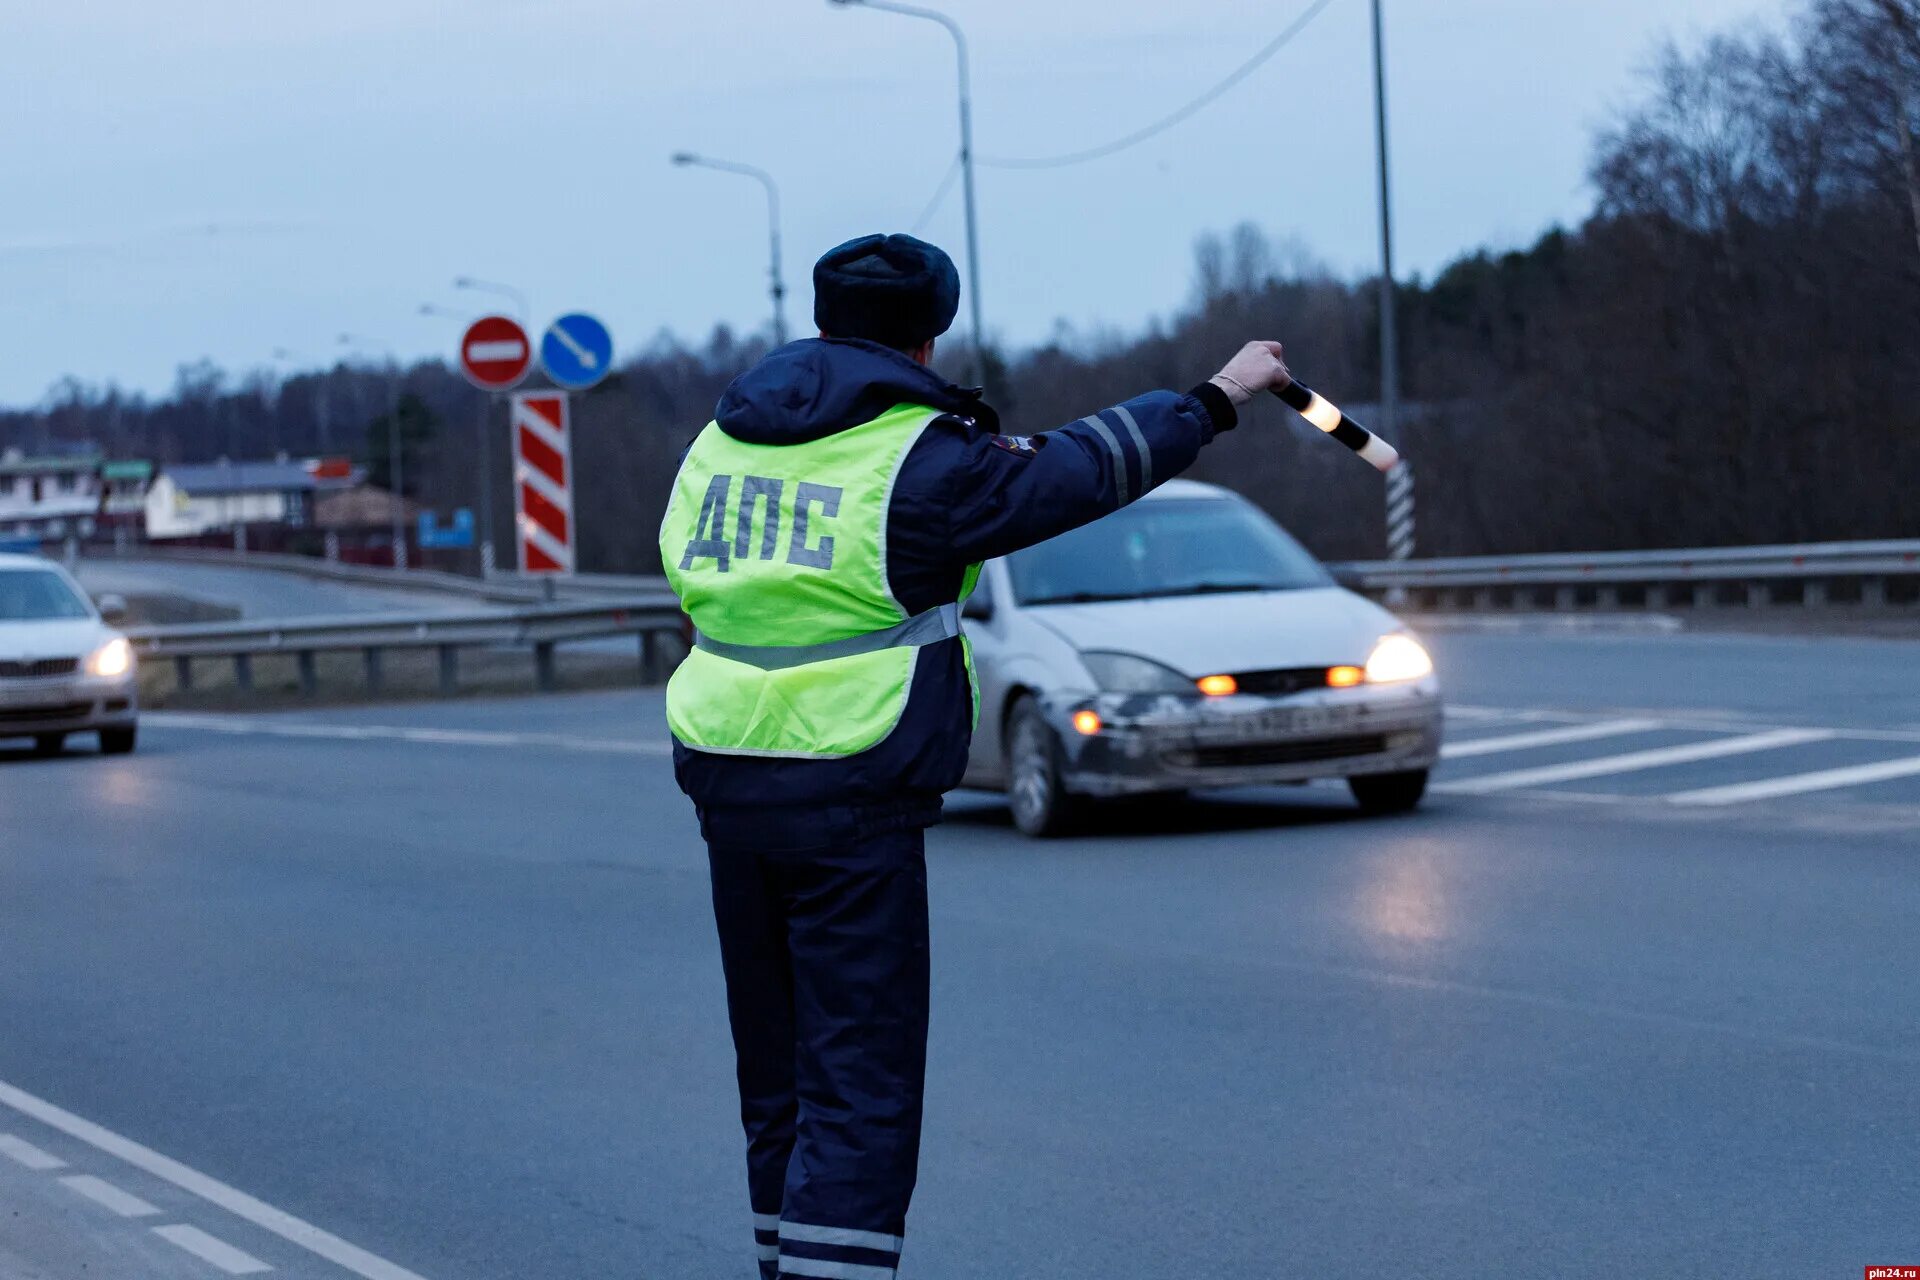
[695,601,961,671]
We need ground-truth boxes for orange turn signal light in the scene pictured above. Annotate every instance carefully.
[1071,709,1103,736]
[1195,674,1239,697]
[1326,665,1364,688]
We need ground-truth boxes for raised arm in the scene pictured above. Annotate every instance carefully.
[930,342,1291,564]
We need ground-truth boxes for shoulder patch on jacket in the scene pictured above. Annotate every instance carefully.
[989,433,1042,458]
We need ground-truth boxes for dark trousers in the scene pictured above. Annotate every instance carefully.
[702,803,934,1280]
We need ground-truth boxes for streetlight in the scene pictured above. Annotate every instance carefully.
[418,302,498,575]
[828,0,985,387]
[452,276,529,322]
[338,332,410,571]
[671,152,789,345]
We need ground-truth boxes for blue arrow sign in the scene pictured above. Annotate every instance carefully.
[540,312,614,391]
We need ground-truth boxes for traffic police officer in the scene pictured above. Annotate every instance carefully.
[660,233,1292,1278]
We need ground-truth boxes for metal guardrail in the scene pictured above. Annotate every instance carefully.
[1332,539,1920,609]
[91,547,555,603]
[130,596,686,696]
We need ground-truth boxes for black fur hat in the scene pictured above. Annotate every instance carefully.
[812,233,961,351]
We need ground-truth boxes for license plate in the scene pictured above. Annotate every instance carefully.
[0,680,77,708]
[1195,703,1352,742]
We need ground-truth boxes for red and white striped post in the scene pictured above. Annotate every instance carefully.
[510,391,574,574]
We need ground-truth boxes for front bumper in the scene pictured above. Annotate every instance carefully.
[1044,679,1442,797]
[0,675,138,739]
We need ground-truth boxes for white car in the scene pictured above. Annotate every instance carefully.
[0,553,139,756]
[960,480,1441,835]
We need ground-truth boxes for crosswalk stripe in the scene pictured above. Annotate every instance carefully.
[1435,728,1834,794]
[1442,718,1661,759]
[1666,754,1920,806]
[152,1224,272,1275]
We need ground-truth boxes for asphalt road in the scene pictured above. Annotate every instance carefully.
[2,627,1917,1280]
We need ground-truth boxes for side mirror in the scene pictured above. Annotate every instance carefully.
[97,593,129,625]
[962,593,993,622]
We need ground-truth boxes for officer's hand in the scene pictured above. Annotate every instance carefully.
[1209,341,1292,405]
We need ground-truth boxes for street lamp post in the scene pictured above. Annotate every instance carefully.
[453,276,530,322]
[339,333,409,571]
[419,303,499,575]
[828,0,985,387]
[671,152,789,346]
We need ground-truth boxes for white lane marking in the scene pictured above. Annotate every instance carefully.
[1442,718,1661,759]
[1667,754,1920,806]
[153,1224,273,1275]
[145,713,672,757]
[1435,728,1835,795]
[1450,704,1920,746]
[0,1132,66,1169]
[0,1077,433,1280]
[60,1173,162,1217]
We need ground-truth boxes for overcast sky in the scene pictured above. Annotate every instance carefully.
[1,0,1786,407]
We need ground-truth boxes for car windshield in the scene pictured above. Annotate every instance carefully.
[1008,497,1332,606]
[0,569,93,621]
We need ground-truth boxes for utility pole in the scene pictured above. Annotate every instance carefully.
[1371,0,1414,567]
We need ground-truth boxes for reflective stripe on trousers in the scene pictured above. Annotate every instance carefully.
[710,812,928,1280]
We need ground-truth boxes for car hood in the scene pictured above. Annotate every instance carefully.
[0,618,111,660]
[1025,586,1400,675]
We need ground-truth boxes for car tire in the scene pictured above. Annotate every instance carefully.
[32,733,66,757]
[1005,696,1083,838]
[99,726,137,756]
[1349,769,1428,814]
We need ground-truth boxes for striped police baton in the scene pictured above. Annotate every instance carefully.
[1272,380,1400,473]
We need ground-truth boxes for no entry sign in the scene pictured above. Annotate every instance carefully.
[459,315,532,390]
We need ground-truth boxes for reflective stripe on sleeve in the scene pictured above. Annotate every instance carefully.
[1108,404,1153,494]
[1077,413,1131,505]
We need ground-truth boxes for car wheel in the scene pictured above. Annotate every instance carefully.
[1005,696,1082,837]
[32,733,66,757]
[99,727,138,756]
[1349,769,1428,814]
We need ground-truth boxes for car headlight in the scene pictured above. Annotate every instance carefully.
[86,637,134,678]
[1079,650,1194,694]
[1364,633,1433,684]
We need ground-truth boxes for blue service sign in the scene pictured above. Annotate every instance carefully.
[418,508,475,549]
[540,312,614,390]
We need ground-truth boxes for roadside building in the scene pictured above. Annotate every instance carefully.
[0,448,103,540]
[97,460,153,528]
[144,457,363,541]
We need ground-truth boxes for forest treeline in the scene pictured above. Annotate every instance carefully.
[4,0,1915,568]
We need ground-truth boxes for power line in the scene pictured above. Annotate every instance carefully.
[909,154,964,232]
[977,0,1342,170]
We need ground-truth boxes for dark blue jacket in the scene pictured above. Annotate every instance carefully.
[672,337,1236,814]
